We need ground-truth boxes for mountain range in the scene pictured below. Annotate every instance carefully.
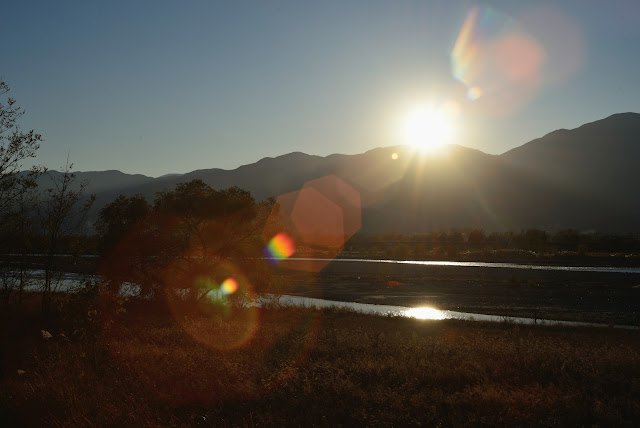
[38,112,640,234]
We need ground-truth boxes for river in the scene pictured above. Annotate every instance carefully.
[12,257,640,328]
[265,294,638,330]
[285,257,640,273]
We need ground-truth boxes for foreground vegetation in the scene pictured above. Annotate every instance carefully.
[2,293,639,426]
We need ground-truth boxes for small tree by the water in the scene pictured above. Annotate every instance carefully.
[97,179,276,309]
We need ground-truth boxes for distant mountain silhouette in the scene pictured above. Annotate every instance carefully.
[45,112,640,233]
[156,173,184,179]
[35,170,154,194]
[502,113,640,209]
[89,146,419,210]
[501,112,640,231]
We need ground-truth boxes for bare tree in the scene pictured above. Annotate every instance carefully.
[0,80,44,305]
[0,80,44,214]
[0,182,39,304]
[38,158,95,313]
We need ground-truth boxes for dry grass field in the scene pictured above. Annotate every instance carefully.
[1,294,639,427]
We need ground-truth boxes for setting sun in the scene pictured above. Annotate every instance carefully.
[401,105,457,151]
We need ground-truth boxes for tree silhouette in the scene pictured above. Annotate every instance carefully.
[0,80,45,305]
[0,80,44,216]
[98,180,275,306]
[95,194,151,256]
[38,160,95,313]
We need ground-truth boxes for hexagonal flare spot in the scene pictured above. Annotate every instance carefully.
[262,191,300,261]
[301,175,362,242]
[262,175,362,272]
[291,186,345,248]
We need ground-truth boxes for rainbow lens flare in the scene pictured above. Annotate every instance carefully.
[221,277,238,295]
[467,86,483,101]
[261,175,362,272]
[451,5,545,114]
[265,233,296,262]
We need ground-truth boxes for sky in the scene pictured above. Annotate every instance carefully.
[2,0,639,177]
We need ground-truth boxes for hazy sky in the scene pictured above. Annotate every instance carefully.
[2,1,639,177]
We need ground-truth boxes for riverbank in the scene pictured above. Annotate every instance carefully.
[4,255,639,326]
[276,260,640,326]
[338,248,640,267]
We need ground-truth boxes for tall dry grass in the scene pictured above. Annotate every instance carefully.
[1,297,639,426]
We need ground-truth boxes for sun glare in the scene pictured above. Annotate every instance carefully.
[404,307,447,320]
[401,105,457,151]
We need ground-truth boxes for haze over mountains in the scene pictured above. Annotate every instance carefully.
[41,113,640,234]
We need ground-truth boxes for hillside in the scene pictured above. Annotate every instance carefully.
[502,113,640,212]
[47,112,640,233]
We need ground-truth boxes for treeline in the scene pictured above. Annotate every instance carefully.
[94,180,278,307]
[346,229,640,259]
[1,176,279,312]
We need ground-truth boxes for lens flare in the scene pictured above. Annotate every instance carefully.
[451,5,545,115]
[263,175,362,272]
[291,187,345,248]
[221,277,238,295]
[164,260,260,352]
[519,5,585,85]
[265,233,296,262]
[467,86,483,101]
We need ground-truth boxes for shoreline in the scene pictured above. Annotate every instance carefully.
[277,259,640,326]
[268,294,640,330]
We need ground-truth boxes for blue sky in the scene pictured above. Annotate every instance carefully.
[2,1,639,177]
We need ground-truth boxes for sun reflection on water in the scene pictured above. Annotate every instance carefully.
[403,307,447,320]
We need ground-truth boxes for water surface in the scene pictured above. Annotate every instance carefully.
[285,257,640,274]
[270,294,638,329]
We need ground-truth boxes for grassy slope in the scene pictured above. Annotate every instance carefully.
[1,298,639,427]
